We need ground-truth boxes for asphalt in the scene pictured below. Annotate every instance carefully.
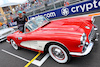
[0,14,100,67]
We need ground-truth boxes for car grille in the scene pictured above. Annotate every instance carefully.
[2,31,12,36]
[88,27,95,41]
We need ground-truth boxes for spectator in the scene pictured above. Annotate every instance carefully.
[14,11,28,33]
[10,15,13,22]
[44,0,48,10]
[64,1,69,6]
[34,0,38,8]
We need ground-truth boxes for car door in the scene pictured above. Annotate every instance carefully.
[21,21,40,50]
[18,32,41,50]
[26,32,49,51]
[16,33,30,48]
[25,32,39,50]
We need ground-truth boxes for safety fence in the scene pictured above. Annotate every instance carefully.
[26,0,85,17]
[3,0,100,27]
[28,0,100,19]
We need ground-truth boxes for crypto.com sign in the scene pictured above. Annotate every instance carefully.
[71,0,100,13]
[29,0,100,19]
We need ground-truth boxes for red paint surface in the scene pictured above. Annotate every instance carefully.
[7,16,94,54]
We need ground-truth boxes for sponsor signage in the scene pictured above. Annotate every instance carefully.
[29,0,100,19]
[9,22,17,27]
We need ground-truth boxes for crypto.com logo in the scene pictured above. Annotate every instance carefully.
[61,7,69,16]
[71,0,100,13]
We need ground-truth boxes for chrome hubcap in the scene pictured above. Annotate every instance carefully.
[52,47,65,60]
[11,40,18,50]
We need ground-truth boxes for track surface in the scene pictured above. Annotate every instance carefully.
[0,16,100,67]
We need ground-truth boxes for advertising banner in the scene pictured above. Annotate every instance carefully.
[29,0,100,19]
[9,22,17,27]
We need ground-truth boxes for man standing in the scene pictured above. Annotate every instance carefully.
[14,11,28,32]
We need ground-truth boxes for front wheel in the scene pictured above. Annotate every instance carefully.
[48,45,71,63]
[10,39,20,50]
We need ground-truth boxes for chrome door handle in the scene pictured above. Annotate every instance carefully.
[18,37,22,40]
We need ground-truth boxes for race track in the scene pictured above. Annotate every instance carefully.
[0,16,100,67]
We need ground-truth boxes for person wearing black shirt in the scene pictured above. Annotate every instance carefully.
[14,11,28,32]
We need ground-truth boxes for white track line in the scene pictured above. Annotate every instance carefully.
[32,53,50,67]
[1,49,50,67]
[1,49,30,62]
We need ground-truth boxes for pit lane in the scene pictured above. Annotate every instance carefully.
[0,16,100,67]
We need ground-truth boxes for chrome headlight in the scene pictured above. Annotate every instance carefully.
[91,16,95,24]
[80,33,87,45]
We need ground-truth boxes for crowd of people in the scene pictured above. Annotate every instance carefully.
[12,0,67,13]
[0,0,70,30]
[9,0,70,33]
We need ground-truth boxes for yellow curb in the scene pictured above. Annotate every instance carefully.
[24,52,41,67]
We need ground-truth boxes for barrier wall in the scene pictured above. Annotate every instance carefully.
[9,0,100,27]
[29,0,100,19]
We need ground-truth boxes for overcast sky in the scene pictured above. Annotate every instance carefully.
[0,0,28,5]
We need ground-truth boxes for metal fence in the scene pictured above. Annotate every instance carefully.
[0,0,87,24]
[9,0,86,19]
[26,0,86,17]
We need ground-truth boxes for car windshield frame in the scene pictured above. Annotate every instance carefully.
[24,16,49,33]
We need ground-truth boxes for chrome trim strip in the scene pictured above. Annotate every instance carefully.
[88,26,95,41]
[6,40,10,43]
[70,42,94,56]
[91,16,95,24]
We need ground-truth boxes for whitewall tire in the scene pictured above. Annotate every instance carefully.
[48,45,70,63]
[10,39,19,50]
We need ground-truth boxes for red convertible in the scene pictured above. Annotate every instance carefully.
[7,16,98,63]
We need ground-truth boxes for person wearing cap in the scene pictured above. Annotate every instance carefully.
[14,11,28,32]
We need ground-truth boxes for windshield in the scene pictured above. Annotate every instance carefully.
[25,16,49,31]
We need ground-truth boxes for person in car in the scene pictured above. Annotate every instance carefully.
[14,11,28,32]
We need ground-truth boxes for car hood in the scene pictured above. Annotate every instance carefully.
[0,28,13,35]
[41,18,84,32]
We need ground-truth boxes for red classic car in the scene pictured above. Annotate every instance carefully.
[7,16,98,63]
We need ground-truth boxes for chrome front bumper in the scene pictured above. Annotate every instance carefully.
[6,40,10,43]
[70,42,94,56]
[0,37,7,42]
[93,25,99,41]
[70,25,99,56]
[0,35,7,42]
[0,30,15,42]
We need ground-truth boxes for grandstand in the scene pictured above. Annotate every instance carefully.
[0,0,86,25]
